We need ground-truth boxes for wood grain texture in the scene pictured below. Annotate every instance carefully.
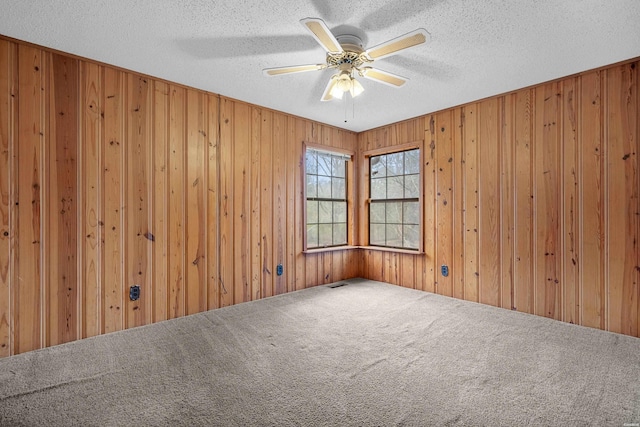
[16,44,44,354]
[358,57,640,338]
[47,53,79,347]
[80,61,102,338]
[0,35,638,358]
[0,40,16,356]
[102,67,125,334]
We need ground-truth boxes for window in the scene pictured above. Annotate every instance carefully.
[367,146,422,250]
[305,146,352,249]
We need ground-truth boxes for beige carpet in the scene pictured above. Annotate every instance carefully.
[1,278,639,426]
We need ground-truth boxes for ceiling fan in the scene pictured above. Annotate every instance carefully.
[263,18,429,101]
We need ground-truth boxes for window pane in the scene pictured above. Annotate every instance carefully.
[370,202,385,223]
[332,177,346,199]
[318,201,332,223]
[371,177,386,199]
[318,224,333,246]
[307,200,318,224]
[334,201,346,223]
[317,175,332,198]
[403,201,420,224]
[405,149,420,174]
[307,224,318,248]
[332,157,345,178]
[317,154,332,176]
[306,151,317,174]
[405,174,420,198]
[370,155,386,178]
[386,224,403,247]
[387,176,404,199]
[386,202,402,224]
[367,147,421,251]
[403,225,420,249]
[386,152,404,176]
[306,174,317,198]
[370,224,386,245]
[333,223,347,245]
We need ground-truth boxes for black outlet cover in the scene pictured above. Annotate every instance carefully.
[129,285,140,301]
[441,265,449,277]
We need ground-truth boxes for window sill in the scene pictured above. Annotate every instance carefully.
[303,245,359,254]
[356,246,424,255]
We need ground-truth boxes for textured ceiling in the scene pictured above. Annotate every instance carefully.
[1,0,640,132]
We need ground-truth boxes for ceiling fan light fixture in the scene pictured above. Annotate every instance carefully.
[350,78,364,97]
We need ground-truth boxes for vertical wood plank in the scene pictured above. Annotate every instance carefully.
[16,45,44,354]
[102,67,125,334]
[579,71,605,330]
[513,89,534,314]
[80,61,102,338]
[250,107,262,298]
[168,85,186,318]
[218,98,233,306]
[500,95,515,311]
[606,64,638,336]
[534,82,562,320]
[233,101,250,304]
[435,111,453,297]
[272,113,287,295]
[47,53,79,347]
[260,109,274,298]
[562,77,580,325]
[206,94,220,310]
[0,40,16,356]
[152,80,169,322]
[125,74,151,329]
[286,117,296,292]
[452,108,464,299]
[462,105,479,302]
[478,98,501,307]
[423,116,436,293]
[186,89,207,313]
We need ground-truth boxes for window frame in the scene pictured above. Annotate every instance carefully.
[302,142,356,253]
[362,141,424,253]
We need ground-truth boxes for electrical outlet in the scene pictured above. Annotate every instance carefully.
[276,264,283,276]
[129,285,140,301]
[441,265,449,277]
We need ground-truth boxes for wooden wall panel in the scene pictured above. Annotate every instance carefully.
[579,71,605,330]
[478,98,501,307]
[47,53,79,347]
[185,89,207,315]
[359,58,640,338]
[2,34,637,358]
[0,36,357,357]
[462,105,479,302]
[80,61,102,338]
[605,63,639,336]
[125,74,151,329]
[102,67,125,334]
[0,40,16,356]
[533,82,562,320]
[15,45,44,354]
[168,84,186,318]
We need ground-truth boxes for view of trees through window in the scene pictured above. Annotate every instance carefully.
[369,148,420,250]
[306,149,348,248]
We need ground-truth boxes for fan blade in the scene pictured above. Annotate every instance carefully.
[365,29,429,60]
[321,76,341,101]
[361,67,408,87]
[300,18,343,53]
[263,64,326,76]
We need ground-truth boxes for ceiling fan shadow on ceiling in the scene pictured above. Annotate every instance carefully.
[262,18,430,102]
